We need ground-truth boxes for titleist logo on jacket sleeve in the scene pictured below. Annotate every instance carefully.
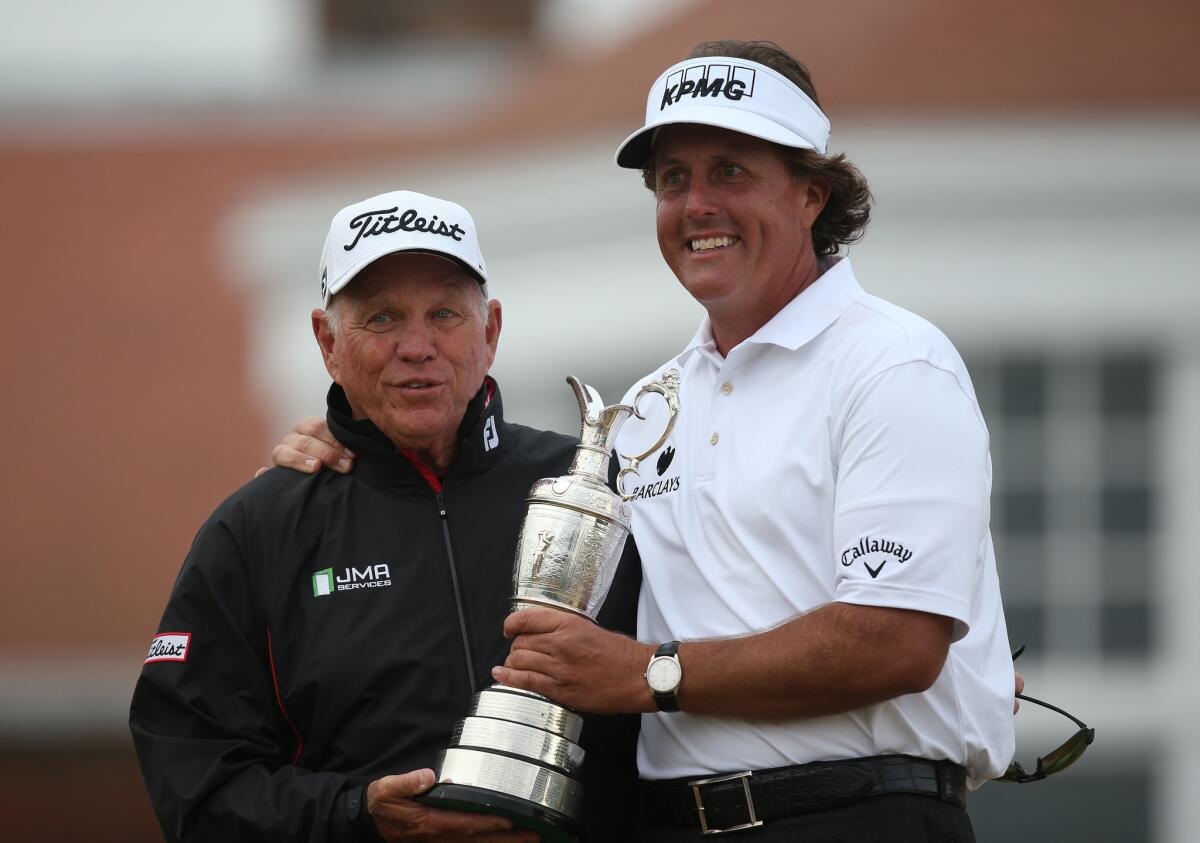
[145,632,191,663]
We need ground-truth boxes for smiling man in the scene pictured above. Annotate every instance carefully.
[130,190,640,842]
[315,250,500,474]
[491,41,1017,841]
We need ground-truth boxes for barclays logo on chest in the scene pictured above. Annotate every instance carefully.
[627,444,681,502]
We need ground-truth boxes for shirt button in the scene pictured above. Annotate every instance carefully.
[710,432,719,446]
[721,382,733,395]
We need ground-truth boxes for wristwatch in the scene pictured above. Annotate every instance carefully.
[645,640,683,712]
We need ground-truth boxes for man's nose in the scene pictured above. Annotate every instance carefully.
[683,179,720,219]
[393,326,437,361]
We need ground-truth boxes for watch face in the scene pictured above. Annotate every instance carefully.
[647,657,682,693]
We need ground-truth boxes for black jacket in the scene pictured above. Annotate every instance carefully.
[130,381,641,842]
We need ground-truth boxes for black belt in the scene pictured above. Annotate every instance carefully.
[639,754,967,834]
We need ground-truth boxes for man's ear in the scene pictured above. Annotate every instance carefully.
[312,309,339,381]
[801,176,831,227]
[484,299,502,370]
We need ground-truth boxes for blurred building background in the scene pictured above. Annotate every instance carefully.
[1,1,1197,840]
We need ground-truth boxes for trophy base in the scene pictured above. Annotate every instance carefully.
[420,782,580,843]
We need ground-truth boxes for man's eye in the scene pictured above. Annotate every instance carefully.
[433,308,456,320]
[719,163,741,177]
[658,170,684,190]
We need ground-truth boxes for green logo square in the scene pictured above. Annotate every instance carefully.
[312,567,334,597]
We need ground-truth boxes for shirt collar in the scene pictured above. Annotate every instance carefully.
[676,257,864,366]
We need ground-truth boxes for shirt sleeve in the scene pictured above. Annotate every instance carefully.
[128,501,382,843]
[832,360,991,640]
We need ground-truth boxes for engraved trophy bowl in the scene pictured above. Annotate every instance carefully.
[420,371,679,842]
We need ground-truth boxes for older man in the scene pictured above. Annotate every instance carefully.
[130,190,640,842]
[487,41,1016,841]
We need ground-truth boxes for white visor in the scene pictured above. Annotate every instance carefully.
[615,56,830,169]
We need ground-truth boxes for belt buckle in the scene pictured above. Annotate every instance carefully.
[688,770,764,835]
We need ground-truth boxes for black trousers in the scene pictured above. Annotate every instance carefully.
[631,794,975,842]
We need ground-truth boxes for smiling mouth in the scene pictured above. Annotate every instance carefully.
[393,381,441,390]
[689,236,739,253]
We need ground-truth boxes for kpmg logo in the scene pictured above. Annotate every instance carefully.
[660,63,756,111]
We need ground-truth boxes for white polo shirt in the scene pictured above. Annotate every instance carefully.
[616,258,1015,788]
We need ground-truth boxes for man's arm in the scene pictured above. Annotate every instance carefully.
[498,359,993,721]
[493,602,951,719]
[131,499,531,843]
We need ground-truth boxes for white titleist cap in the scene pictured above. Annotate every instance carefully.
[319,190,488,304]
[615,55,830,169]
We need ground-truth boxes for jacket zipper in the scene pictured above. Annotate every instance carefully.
[436,491,478,696]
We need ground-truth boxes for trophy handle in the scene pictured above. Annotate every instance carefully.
[566,375,605,425]
[616,369,681,500]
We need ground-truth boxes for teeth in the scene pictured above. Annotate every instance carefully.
[691,236,737,252]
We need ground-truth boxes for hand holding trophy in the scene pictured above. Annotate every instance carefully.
[420,370,680,842]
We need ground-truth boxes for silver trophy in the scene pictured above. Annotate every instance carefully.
[421,371,680,842]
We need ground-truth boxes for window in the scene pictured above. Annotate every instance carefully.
[969,352,1159,657]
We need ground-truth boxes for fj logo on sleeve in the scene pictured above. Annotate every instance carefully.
[840,536,914,579]
[482,416,499,452]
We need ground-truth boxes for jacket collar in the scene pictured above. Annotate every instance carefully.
[326,377,505,492]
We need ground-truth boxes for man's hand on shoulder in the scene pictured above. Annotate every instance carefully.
[255,416,355,478]
[366,769,538,842]
[493,608,654,715]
